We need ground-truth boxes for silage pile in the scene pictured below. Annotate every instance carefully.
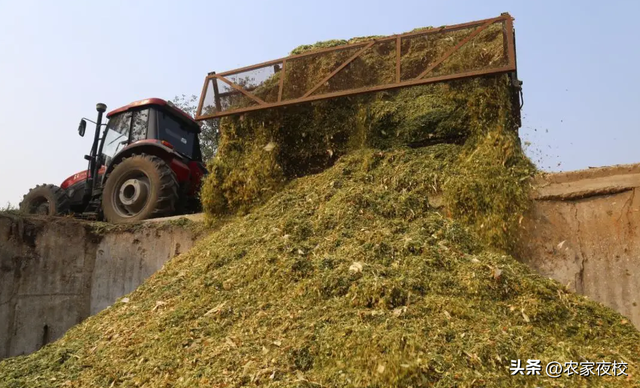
[1,146,639,387]
[201,22,530,250]
[2,25,640,388]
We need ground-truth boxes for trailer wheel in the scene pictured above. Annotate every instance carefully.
[102,154,178,223]
[19,184,70,216]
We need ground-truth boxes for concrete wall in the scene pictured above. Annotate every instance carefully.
[516,163,640,329]
[0,215,197,359]
[0,217,95,359]
[90,228,194,315]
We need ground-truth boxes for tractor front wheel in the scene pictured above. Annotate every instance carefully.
[102,154,179,223]
[20,184,70,216]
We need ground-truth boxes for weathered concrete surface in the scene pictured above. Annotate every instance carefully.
[516,163,640,329]
[90,227,195,315]
[0,217,95,359]
[0,215,199,359]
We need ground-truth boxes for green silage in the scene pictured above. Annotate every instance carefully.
[1,147,638,387]
[200,23,532,249]
[202,73,532,249]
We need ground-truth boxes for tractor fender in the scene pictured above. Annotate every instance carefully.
[104,141,191,184]
[105,141,175,177]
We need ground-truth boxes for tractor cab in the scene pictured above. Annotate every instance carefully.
[99,98,203,168]
[20,98,207,223]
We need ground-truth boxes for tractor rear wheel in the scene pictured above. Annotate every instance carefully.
[102,154,179,223]
[20,184,70,216]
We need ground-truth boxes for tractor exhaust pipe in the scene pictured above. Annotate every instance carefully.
[86,103,108,198]
[88,103,107,160]
[91,104,107,156]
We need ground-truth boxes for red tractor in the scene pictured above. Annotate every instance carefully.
[20,98,207,223]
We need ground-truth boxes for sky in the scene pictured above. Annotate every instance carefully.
[0,0,639,207]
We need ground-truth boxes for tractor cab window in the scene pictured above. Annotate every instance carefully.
[131,109,149,141]
[158,111,195,158]
[102,111,132,161]
[101,109,150,164]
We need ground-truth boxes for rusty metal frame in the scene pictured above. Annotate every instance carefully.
[196,13,516,120]
[416,18,495,79]
[302,41,375,98]
[277,60,286,102]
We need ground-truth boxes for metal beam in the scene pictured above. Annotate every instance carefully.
[197,65,515,120]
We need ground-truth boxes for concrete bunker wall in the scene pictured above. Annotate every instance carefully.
[516,164,640,329]
[0,215,196,359]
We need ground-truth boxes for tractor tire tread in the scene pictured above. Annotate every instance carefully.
[102,154,179,223]
[19,184,70,215]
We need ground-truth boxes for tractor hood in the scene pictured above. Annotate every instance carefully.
[61,166,106,190]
